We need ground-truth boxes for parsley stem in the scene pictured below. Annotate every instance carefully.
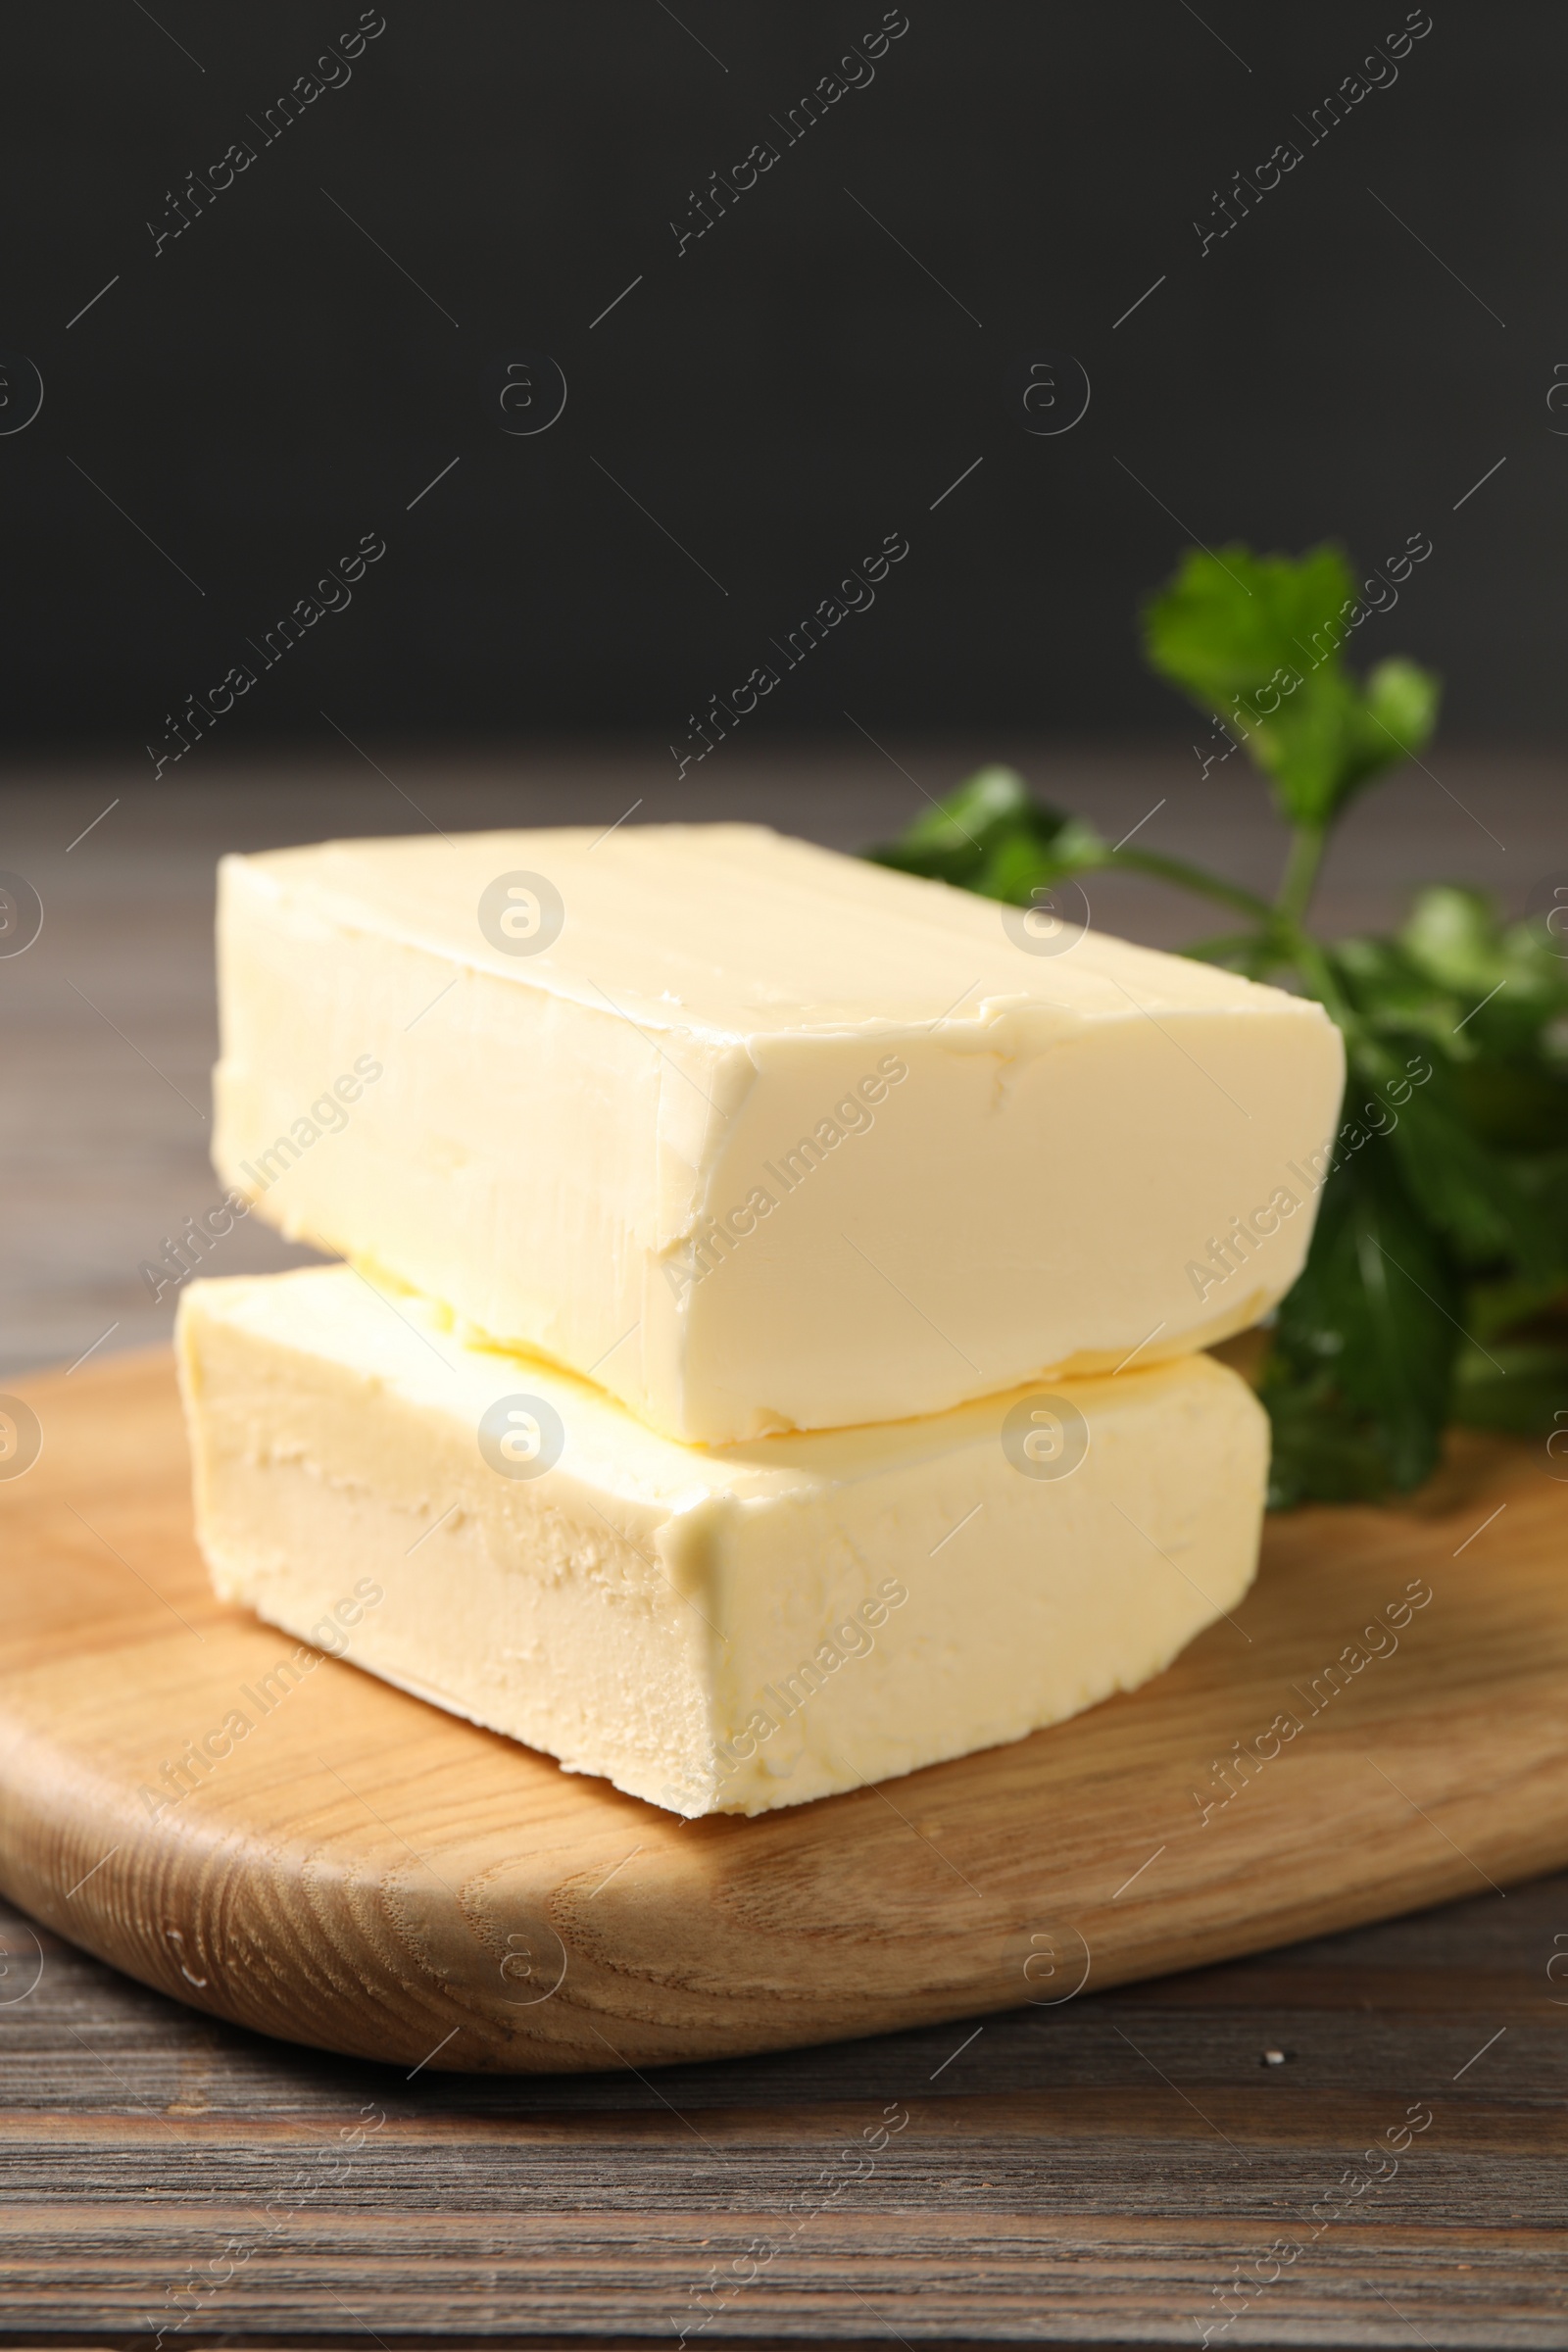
[1275,823,1327,930]
[1267,822,1361,1030]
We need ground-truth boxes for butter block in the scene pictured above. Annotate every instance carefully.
[176,1265,1269,1818]
[213,824,1344,1445]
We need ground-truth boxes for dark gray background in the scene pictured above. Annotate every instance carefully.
[2,0,1553,761]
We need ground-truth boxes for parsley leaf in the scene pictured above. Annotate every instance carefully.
[1143,546,1440,830]
[869,766,1106,899]
[867,541,1568,1507]
[1263,1141,1462,1505]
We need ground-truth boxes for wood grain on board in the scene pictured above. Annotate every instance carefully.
[1,1348,1565,2085]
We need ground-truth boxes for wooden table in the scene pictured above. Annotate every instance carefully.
[5,1872,1567,2346]
[3,747,1566,2345]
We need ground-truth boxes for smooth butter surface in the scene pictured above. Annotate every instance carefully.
[177,1266,1269,1818]
[212,824,1345,1443]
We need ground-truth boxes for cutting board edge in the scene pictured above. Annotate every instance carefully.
[3,1762,1565,2074]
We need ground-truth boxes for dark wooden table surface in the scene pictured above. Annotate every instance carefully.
[2,742,1566,2347]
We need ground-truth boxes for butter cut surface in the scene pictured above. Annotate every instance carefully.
[176,1266,1270,1819]
[212,823,1345,1445]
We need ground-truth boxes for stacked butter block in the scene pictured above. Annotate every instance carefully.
[177,824,1344,1815]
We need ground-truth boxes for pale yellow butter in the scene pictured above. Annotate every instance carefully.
[212,824,1343,1445]
[177,1265,1269,1818]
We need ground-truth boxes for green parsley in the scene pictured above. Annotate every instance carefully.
[868,543,1568,1506]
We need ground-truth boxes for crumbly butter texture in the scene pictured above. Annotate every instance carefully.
[212,824,1344,1445]
[176,1266,1269,1818]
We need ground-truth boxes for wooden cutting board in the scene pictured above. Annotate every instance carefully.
[2,1348,1565,2075]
